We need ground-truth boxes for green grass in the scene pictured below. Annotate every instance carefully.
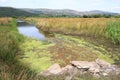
[106,20,120,44]
[0,19,23,62]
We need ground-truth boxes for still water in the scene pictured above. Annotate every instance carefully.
[17,20,45,40]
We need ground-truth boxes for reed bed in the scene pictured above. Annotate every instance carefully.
[27,18,110,36]
[26,18,120,44]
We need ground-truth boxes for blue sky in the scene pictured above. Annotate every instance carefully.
[0,0,120,13]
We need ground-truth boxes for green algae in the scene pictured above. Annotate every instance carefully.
[55,34,114,64]
[18,34,114,72]
[18,38,55,72]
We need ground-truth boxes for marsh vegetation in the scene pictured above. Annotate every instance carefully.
[0,17,120,80]
[26,18,120,64]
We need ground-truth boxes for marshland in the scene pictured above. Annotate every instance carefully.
[0,0,120,79]
[0,17,120,80]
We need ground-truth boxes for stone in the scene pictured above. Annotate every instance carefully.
[115,68,120,75]
[38,59,120,77]
[88,62,100,74]
[39,63,62,76]
[104,68,113,74]
[62,65,74,71]
[71,61,101,74]
[102,73,108,76]
[108,65,120,75]
[70,61,90,69]
[95,59,111,68]
[47,63,62,75]
[62,65,74,74]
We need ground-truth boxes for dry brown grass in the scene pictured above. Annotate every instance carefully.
[0,17,12,25]
[26,18,120,37]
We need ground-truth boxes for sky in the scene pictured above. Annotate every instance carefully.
[0,0,120,13]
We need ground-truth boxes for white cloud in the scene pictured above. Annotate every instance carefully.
[45,0,78,9]
[89,0,102,3]
[110,7,120,13]
[0,0,8,2]
[90,0,104,5]
[100,6,120,13]
[52,0,77,6]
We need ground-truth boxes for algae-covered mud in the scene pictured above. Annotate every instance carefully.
[18,34,114,72]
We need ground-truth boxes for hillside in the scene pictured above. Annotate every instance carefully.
[22,8,118,16]
[22,8,82,16]
[0,7,38,17]
[0,7,119,17]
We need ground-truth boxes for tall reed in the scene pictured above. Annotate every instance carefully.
[26,18,120,44]
[106,20,120,44]
[27,18,111,37]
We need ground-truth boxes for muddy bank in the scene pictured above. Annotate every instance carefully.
[38,28,120,66]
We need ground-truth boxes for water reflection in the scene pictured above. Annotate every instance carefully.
[17,20,45,40]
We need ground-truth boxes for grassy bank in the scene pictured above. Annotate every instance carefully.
[0,18,37,80]
[0,18,20,62]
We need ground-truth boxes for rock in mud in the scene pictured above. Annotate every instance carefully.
[38,59,120,77]
[88,62,100,74]
[95,58,111,68]
[61,65,74,74]
[47,63,62,74]
[40,63,62,76]
[70,61,90,69]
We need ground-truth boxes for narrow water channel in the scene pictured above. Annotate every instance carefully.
[17,20,45,40]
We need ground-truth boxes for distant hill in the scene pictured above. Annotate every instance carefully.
[0,7,38,17]
[83,10,118,15]
[0,7,119,17]
[22,8,118,16]
[22,8,82,16]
